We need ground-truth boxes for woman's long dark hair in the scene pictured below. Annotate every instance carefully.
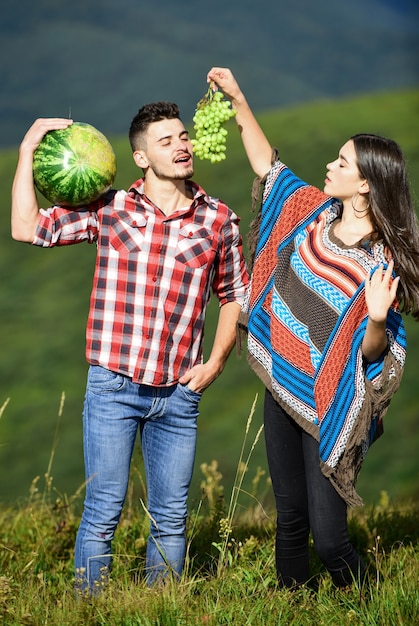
[352,133,419,319]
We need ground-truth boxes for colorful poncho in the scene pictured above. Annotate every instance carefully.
[239,159,406,506]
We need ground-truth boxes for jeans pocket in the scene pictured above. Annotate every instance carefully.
[87,365,126,393]
[178,382,203,402]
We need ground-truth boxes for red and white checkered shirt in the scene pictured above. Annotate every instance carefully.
[34,179,249,386]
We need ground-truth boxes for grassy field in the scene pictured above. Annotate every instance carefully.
[1,440,419,625]
[1,88,419,625]
[0,88,418,510]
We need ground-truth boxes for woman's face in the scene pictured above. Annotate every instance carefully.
[324,140,368,202]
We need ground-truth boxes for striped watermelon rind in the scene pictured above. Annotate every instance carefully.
[33,122,117,207]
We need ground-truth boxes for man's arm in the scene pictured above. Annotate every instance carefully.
[11,118,73,242]
[179,301,242,392]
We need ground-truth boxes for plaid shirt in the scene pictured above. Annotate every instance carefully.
[34,179,249,386]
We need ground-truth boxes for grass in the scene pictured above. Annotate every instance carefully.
[1,397,419,625]
[2,474,419,625]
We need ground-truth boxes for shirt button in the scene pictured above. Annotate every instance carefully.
[153,276,157,282]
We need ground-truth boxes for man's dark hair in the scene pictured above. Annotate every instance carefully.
[129,102,181,151]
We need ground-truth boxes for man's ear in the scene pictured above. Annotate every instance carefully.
[133,150,148,169]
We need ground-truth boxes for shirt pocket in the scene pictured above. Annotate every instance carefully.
[175,224,214,269]
[109,211,148,254]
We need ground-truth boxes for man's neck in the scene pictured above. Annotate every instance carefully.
[143,178,193,216]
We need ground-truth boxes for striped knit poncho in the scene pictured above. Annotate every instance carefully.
[239,159,406,507]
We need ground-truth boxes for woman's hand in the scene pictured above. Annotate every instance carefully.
[206,67,242,103]
[362,259,400,362]
[364,260,400,323]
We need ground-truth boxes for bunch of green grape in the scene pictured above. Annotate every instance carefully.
[191,87,237,163]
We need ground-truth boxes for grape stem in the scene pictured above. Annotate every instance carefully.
[197,85,217,109]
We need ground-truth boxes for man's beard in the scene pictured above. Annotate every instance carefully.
[149,162,194,181]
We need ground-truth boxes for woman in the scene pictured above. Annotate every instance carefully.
[207,67,419,589]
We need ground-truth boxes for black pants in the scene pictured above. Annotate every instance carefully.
[264,390,366,588]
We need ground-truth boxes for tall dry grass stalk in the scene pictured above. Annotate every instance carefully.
[0,398,10,420]
[213,393,265,574]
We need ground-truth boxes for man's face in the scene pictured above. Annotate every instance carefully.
[135,118,194,180]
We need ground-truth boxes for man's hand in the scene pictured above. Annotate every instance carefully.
[179,301,242,392]
[20,118,73,155]
[179,359,224,393]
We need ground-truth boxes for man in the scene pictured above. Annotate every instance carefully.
[11,102,249,591]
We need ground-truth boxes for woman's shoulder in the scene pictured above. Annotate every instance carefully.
[263,158,331,206]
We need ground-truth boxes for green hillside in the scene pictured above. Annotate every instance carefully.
[1,0,418,147]
[1,89,418,509]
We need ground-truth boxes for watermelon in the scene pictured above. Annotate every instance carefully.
[33,122,117,207]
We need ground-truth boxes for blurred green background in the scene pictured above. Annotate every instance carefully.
[1,88,418,510]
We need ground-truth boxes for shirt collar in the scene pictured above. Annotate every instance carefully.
[128,178,211,207]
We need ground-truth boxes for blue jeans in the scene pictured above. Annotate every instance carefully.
[74,365,200,591]
[264,390,366,588]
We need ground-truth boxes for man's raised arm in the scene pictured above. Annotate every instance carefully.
[11,118,73,242]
